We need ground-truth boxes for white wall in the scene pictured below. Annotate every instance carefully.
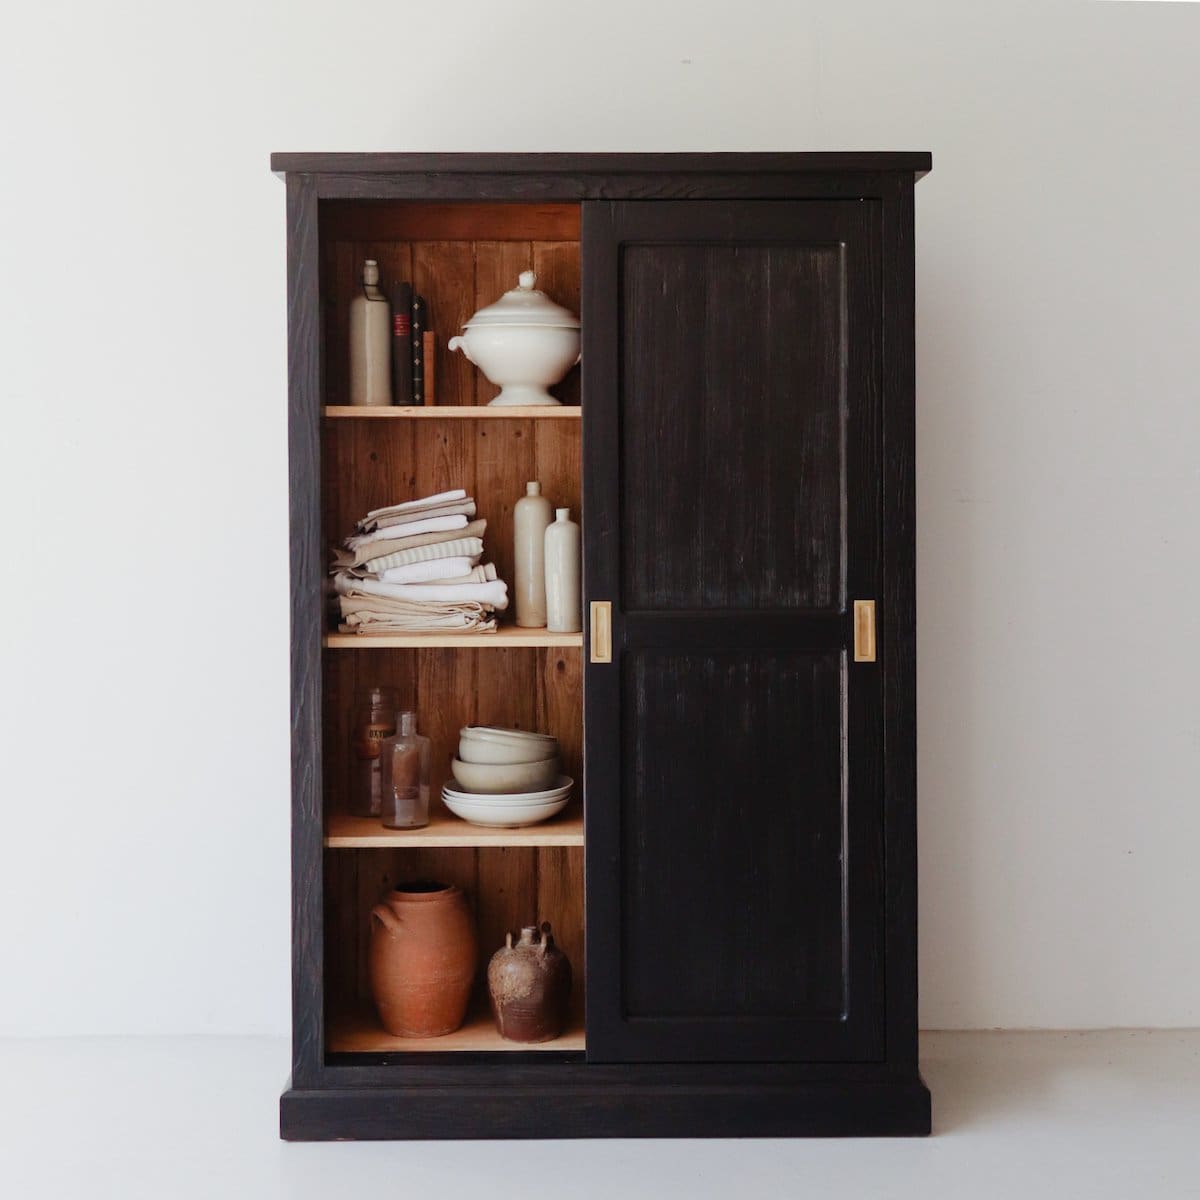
[0,0,1196,1036]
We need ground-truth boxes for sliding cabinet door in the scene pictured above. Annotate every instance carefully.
[583,200,885,1063]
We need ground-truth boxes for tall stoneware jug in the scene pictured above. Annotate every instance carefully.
[369,881,477,1037]
[544,507,581,633]
[487,921,572,1042]
[513,481,553,627]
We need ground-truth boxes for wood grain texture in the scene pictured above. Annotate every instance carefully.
[323,630,583,649]
[324,806,583,847]
[272,150,933,177]
[328,1006,585,1053]
[881,174,920,1067]
[320,201,581,243]
[286,172,325,1088]
[280,1076,930,1139]
[323,406,582,419]
[620,238,845,610]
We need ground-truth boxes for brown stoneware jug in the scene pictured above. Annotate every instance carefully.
[487,921,572,1042]
[368,881,477,1038]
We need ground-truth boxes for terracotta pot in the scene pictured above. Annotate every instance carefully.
[368,881,477,1038]
[487,921,572,1043]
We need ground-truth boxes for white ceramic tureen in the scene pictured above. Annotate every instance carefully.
[448,270,580,406]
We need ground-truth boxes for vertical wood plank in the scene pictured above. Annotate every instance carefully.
[532,241,582,407]
[476,848,539,984]
[414,241,475,406]
[536,847,586,1027]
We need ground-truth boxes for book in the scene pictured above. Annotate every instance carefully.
[388,280,413,405]
[412,294,428,405]
[423,331,436,404]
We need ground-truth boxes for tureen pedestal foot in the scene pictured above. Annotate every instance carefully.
[488,385,562,407]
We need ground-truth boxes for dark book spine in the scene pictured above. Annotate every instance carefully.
[411,294,427,406]
[389,281,413,406]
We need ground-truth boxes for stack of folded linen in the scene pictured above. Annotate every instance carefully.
[330,488,509,634]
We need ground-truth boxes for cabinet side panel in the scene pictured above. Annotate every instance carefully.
[882,176,919,1065]
[288,172,325,1085]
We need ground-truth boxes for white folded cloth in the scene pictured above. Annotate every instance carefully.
[374,556,478,584]
[334,571,509,612]
[347,513,468,549]
[377,560,492,585]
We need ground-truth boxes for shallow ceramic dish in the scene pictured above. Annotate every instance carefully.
[441,792,569,828]
[457,735,557,766]
[442,776,573,806]
[450,756,560,794]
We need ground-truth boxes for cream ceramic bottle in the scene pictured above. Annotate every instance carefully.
[544,508,581,633]
[349,259,392,406]
[513,481,553,627]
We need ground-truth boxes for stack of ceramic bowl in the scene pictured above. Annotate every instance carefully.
[444,726,573,828]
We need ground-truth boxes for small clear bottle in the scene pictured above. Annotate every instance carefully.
[350,685,399,818]
[380,710,431,829]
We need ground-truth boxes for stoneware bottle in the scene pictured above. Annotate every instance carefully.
[368,881,477,1038]
[544,507,582,633]
[487,922,572,1043]
[349,259,392,406]
[513,481,553,627]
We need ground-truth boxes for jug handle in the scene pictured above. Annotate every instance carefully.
[370,904,403,937]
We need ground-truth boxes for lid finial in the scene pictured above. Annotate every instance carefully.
[518,270,536,290]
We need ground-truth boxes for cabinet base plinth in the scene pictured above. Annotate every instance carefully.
[280,1073,931,1140]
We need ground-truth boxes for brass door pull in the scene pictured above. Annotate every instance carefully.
[853,600,876,663]
[590,601,613,663]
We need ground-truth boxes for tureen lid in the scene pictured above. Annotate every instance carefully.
[462,271,580,329]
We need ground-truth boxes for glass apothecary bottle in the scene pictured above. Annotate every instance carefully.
[350,685,399,818]
[380,710,431,829]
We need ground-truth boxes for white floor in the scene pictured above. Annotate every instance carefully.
[1,1031,1197,1198]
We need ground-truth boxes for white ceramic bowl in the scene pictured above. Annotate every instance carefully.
[448,325,580,407]
[460,725,558,747]
[457,731,558,766]
[441,793,569,828]
[442,776,573,805]
[450,756,560,794]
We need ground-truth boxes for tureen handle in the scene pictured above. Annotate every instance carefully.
[447,334,475,365]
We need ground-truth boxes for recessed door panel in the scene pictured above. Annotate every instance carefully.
[621,243,846,612]
[621,650,846,1022]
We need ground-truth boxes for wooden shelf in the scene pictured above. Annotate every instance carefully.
[326,805,584,848]
[324,628,583,649]
[329,1006,585,1054]
[324,405,581,419]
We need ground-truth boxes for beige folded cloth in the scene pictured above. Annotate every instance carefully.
[368,498,476,532]
[347,513,469,549]
[337,520,487,569]
[361,488,466,524]
[334,570,509,611]
[338,597,497,634]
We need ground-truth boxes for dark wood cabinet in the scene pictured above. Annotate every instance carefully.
[274,153,931,1139]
